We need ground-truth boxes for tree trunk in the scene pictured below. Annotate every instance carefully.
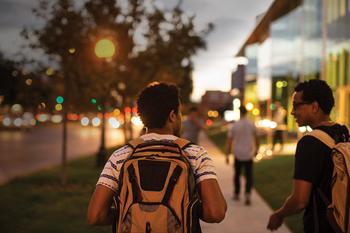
[61,107,68,186]
[97,104,107,167]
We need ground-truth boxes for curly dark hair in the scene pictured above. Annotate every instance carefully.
[137,82,180,129]
[294,79,334,114]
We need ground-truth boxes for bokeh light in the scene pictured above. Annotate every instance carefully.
[245,102,254,111]
[3,117,11,126]
[131,116,143,126]
[25,79,32,86]
[13,118,23,127]
[51,115,62,123]
[92,117,101,127]
[46,67,54,76]
[108,117,120,128]
[56,96,64,104]
[68,48,76,54]
[95,39,115,58]
[55,104,63,111]
[81,117,89,126]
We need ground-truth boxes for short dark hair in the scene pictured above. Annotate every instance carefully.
[294,79,334,114]
[137,82,180,129]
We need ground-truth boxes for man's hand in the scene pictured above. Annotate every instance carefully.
[267,212,284,231]
[225,156,229,165]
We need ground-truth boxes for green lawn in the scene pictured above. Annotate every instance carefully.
[0,149,119,233]
[254,156,304,233]
[208,127,304,233]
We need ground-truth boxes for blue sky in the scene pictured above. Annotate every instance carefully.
[0,0,272,101]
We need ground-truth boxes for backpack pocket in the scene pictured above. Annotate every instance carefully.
[121,203,181,233]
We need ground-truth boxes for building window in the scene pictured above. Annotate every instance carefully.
[336,87,350,128]
[347,49,350,85]
[327,53,338,88]
[341,0,346,16]
[328,0,333,23]
[339,50,346,86]
[335,0,339,20]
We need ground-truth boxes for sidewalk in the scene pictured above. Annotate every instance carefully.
[198,132,292,233]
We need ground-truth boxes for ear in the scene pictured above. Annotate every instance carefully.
[169,110,177,123]
[311,101,320,113]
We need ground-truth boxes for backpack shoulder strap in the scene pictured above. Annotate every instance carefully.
[306,129,336,148]
[162,165,183,204]
[173,138,193,150]
[307,130,335,232]
[127,138,145,149]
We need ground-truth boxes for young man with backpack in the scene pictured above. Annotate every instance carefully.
[88,82,227,232]
[267,79,349,233]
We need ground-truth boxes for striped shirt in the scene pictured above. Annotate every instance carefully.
[97,133,217,192]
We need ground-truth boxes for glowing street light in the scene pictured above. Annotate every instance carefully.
[94,39,115,58]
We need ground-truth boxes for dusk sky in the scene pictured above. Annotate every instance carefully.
[0,0,272,101]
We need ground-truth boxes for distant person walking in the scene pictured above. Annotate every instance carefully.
[182,106,206,144]
[225,106,260,205]
[267,80,349,233]
[272,101,287,152]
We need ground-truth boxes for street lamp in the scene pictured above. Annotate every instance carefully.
[95,39,115,59]
[94,38,115,166]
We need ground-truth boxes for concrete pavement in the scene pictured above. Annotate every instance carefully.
[198,132,292,233]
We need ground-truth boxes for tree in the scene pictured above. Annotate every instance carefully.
[22,0,89,184]
[23,0,213,171]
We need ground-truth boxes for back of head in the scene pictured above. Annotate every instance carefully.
[137,82,180,129]
[294,79,334,114]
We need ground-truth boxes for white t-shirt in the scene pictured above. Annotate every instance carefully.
[273,107,287,130]
[97,133,217,192]
[228,118,257,161]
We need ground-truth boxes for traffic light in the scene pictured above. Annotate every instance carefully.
[91,98,97,104]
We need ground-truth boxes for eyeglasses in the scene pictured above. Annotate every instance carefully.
[292,101,311,109]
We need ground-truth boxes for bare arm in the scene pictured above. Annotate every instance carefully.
[267,179,312,230]
[197,178,227,223]
[87,184,116,226]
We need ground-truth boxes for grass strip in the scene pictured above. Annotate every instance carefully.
[0,148,119,233]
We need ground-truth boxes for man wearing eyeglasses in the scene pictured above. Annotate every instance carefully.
[267,79,349,233]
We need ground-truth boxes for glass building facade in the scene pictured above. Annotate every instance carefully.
[326,0,350,127]
[244,43,259,116]
[241,0,350,129]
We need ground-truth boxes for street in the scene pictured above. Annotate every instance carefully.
[0,123,134,184]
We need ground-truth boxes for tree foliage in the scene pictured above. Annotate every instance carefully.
[22,0,213,169]
[0,52,52,112]
[23,0,213,109]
